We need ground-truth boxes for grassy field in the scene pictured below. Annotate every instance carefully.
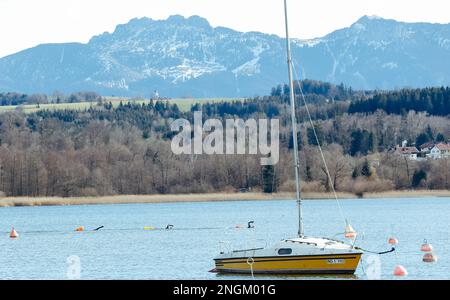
[0,97,245,114]
[1,190,449,207]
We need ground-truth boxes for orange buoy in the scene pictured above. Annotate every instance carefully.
[423,253,438,263]
[388,237,399,245]
[75,226,85,232]
[344,224,357,239]
[421,240,433,252]
[393,265,408,277]
[10,227,19,238]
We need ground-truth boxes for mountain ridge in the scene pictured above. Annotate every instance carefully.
[1,15,450,97]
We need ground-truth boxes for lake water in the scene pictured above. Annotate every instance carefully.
[0,198,448,280]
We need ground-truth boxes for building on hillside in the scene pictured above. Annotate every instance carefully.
[427,143,450,159]
[419,142,435,157]
[394,146,420,160]
[152,90,160,100]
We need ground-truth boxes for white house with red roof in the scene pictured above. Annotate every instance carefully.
[394,146,420,160]
[419,142,435,155]
[427,143,450,159]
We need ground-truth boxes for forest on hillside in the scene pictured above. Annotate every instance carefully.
[0,91,102,106]
[0,81,449,198]
[349,87,450,116]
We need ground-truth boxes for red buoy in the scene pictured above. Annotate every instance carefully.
[393,265,408,277]
[344,224,357,239]
[388,237,398,245]
[421,240,433,252]
[10,227,19,238]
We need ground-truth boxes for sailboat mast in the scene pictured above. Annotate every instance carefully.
[283,0,304,238]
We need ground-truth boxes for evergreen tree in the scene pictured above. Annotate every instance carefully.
[262,164,278,193]
[360,160,372,178]
[436,133,446,142]
[416,133,431,148]
[425,125,434,141]
[412,170,427,188]
[350,129,373,156]
[305,165,313,182]
[270,85,282,97]
[307,125,324,146]
[283,84,290,96]
[352,167,359,179]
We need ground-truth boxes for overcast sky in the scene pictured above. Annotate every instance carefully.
[1,0,449,58]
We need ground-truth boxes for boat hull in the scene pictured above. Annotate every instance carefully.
[214,253,362,275]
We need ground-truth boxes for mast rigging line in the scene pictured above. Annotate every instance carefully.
[283,0,349,230]
[355,246,396,255]
[290,60,349,227]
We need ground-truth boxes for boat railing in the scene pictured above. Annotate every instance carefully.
[232,247,265,254]
[245,238,268,250]
[218,241,232,254]
[219,239,267,254]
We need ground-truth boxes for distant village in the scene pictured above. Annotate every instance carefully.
[394,140,450,161]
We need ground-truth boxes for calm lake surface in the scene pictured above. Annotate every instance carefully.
[0,197,448,280]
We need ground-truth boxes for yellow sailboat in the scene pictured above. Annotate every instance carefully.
[212,0,363,275]
[214,238,362,275]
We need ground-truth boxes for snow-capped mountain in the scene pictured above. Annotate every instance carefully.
[1,15,450,97]
[295,15,450,90]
